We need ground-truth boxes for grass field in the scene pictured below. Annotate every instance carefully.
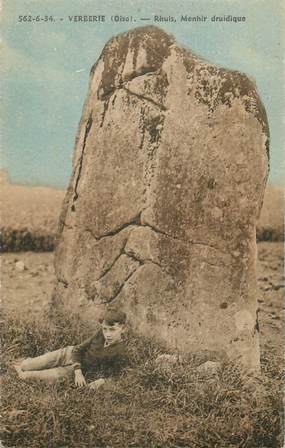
[1,242,284,447]
[1,310,284,448]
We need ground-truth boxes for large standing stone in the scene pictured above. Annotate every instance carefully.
[54,26,269,371]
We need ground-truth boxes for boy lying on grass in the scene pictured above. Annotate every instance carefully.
[14,308,128,389]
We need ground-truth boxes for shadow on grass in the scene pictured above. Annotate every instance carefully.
[1,310,283,448]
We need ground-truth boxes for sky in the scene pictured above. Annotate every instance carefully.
[1,0,284,189]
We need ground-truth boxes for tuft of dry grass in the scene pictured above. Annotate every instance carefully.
[1,311,284,448]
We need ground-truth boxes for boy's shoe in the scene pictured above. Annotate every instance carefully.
[12,358,25,378]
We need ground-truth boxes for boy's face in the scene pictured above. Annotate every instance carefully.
[101,321,125,345]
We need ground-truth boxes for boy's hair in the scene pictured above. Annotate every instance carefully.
[99,308,127,325]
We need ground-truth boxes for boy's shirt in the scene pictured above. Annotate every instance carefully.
[71,329,128,371]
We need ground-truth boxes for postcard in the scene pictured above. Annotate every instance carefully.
[1,1,284,447]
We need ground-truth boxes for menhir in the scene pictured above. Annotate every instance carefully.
[54,26,269,372]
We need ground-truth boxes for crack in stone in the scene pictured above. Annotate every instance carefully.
[122,86,167,111]
[100,96,111,127]
[99,87,116,101]
[96,238,128,281]
[141,221,185,243]
[144,259,163,269]
[69,216,226,258]
[139,106,146,150]
[96,252,124,282]
[190,241,229,255]
[111,94,117,107]
[88,226,165,284]
[85,213,141,241]
[137,104,166,189]
[124,69,159,83]
[100,84,167,111]
[105,255,172,305]
[99,68,160,101]
[104,267,140,304]
[126,250,163,271]
[123,250,144,266]
[94,240,165,286]
[72,112,93,210]
[84,213,187,245]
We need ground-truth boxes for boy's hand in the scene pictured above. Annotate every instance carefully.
[74,369,86,387]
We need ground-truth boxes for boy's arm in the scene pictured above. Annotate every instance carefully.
[71,336,94,371]
[72,336,95,386]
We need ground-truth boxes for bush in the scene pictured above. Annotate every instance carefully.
[0,227,56,252]
[256,227,284,242]
[1,311,283,448]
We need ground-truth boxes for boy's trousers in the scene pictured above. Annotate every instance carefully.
[19,346,75,383]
